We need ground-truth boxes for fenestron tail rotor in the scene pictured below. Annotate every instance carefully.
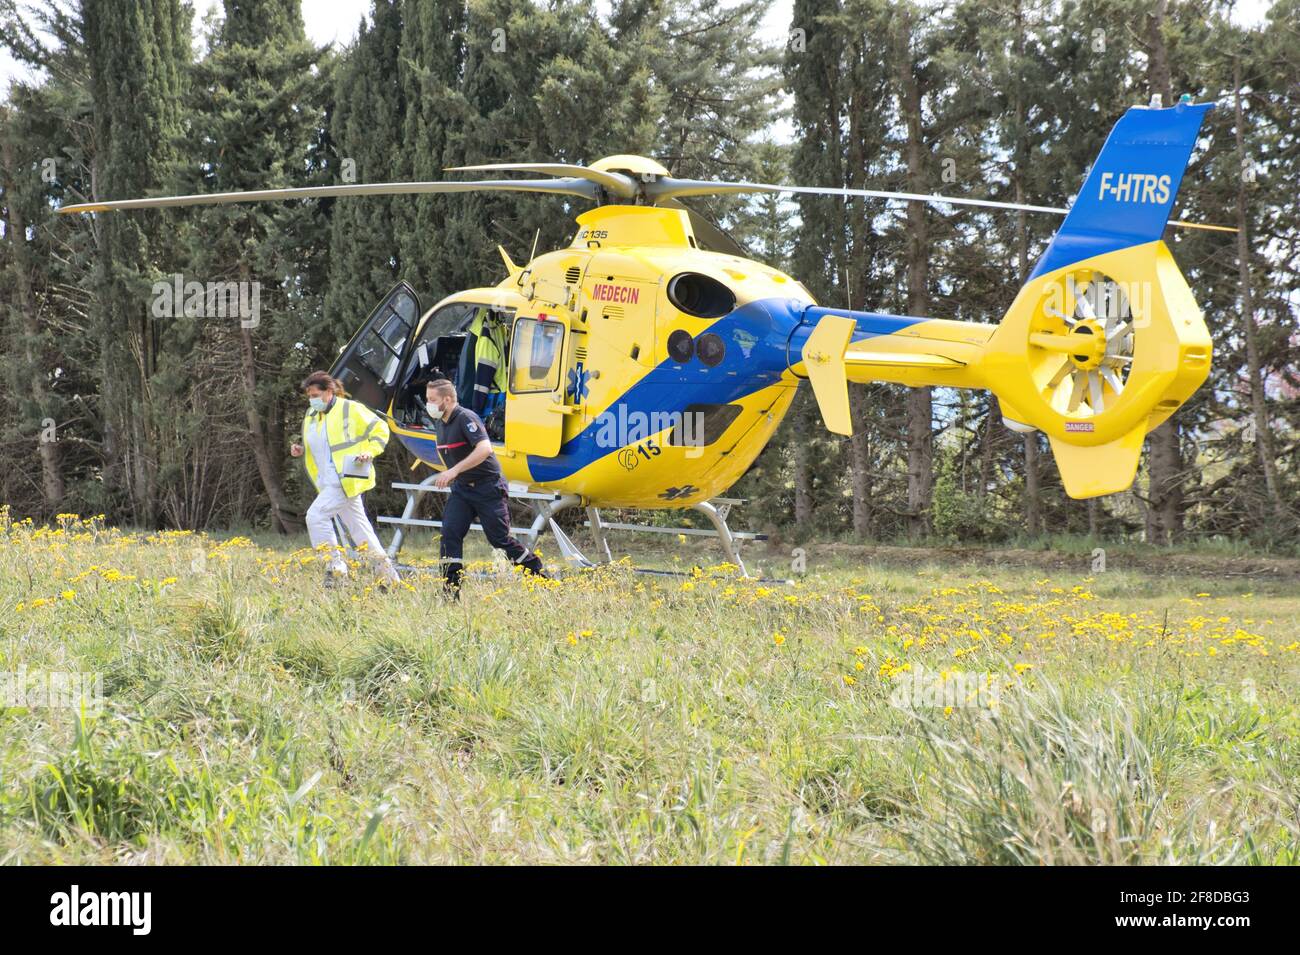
[983,242,1212,500]
[1035,270,1136,418]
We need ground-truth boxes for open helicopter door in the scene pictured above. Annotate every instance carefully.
[330,282,422,412]
[504,307,573,456]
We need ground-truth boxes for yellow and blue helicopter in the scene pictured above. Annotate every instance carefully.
[62,98,1225,573]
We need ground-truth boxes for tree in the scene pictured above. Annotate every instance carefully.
[184,0,331,533]
[79,0,191,527]
[1,102,65,510]
[324,0,407,336]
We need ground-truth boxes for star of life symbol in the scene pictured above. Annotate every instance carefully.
[566,362,591,400]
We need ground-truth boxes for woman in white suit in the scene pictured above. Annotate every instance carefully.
[290,370,400,588]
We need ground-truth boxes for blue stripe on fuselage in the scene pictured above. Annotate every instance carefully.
[524,298,925,483]
[796,306,927,344]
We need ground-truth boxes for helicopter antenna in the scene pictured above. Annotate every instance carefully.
[528,228,540,267]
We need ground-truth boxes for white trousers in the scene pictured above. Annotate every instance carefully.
[306,485,399,582]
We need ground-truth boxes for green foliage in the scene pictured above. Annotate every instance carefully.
[0,0,1295,546]
[930,450,993,543]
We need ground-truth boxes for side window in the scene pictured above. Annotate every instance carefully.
[667,403,744,447]
[509,318,565,394]
[331,282,421,413]
[403,303,474,383]
[355,289,418,385]
[418,303,475,345]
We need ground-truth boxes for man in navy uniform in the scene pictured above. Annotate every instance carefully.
[425,378,547,595]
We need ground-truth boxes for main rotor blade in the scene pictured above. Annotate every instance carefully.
[57,177,600,214]
[648,177,1070,215]
[1167,220,1237,233]
[646,178,1236,232]
[445,163,638,198]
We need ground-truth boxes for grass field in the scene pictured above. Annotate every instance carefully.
[2,509,1297,864]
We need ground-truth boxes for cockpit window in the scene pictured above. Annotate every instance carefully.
[509,318,565,394]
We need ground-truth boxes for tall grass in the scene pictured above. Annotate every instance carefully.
[1,517,1297,863]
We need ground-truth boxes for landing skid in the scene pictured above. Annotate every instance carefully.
[578,497,765,577]
[376,473,768,578]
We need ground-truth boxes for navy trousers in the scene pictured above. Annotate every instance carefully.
[440,476,544,593]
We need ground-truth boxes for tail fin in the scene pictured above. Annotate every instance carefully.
[1029,100,1213,281]
[986,100,1215,497]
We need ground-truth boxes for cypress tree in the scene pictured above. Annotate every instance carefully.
[82,0,190,526]
[184,0,330,532]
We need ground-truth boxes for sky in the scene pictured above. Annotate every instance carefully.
[0,0,1273,102]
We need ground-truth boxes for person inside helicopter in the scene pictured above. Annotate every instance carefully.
[394,304,511,441]
[465,307,508,425]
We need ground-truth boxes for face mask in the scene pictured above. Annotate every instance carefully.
[309,396,328,412]
[426,400,443,421]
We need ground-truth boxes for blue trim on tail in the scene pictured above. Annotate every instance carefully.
[1030,101,1213,279]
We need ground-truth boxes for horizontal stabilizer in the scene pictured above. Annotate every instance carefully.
[800,314,976,435]
[844,349,966,370]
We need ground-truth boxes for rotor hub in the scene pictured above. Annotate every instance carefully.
[1067,319,1108,370]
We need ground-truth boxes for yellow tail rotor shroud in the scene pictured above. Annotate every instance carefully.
[799,240,1211,500]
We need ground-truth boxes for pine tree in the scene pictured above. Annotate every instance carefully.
[1,103,66,510]
[325,0,407,333]
[81,0,190,526]
[184,0,330,532]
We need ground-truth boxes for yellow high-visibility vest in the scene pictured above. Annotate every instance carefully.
[301,397,389,497]
[469,309,507,392]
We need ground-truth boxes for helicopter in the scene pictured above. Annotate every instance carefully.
[62,98,1225,574]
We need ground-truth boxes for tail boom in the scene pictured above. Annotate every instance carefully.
[793,309,994,434]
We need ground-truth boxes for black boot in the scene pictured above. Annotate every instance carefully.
[443,561,463,599]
